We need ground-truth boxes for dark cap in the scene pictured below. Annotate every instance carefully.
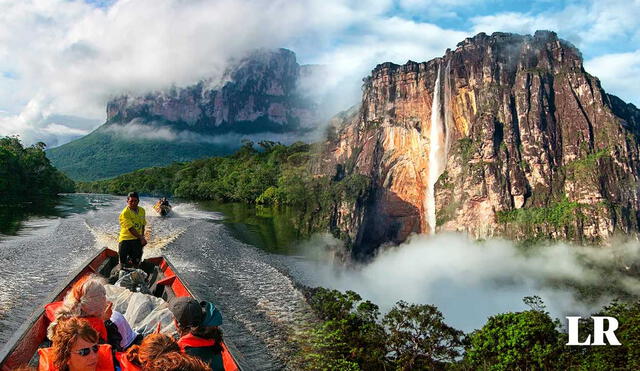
[168,297,202,328]
[127,192,139,199]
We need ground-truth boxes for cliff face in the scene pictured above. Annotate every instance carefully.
[319,31,640,254]
[49,49,321,180]
[106,48,317,134]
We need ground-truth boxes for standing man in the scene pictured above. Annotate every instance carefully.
[118,192,147,268]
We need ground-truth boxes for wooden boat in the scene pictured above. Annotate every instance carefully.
[153,201,172,216]
[0,247,244,370]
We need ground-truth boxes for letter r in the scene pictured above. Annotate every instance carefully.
[592,316,621,346]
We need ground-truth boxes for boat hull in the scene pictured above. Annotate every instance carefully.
[0,247,243,370]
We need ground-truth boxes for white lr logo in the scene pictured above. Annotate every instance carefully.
[566,316,621,346]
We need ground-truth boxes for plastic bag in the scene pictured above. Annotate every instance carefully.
[105,285,177,337]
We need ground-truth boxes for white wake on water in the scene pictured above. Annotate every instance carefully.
[170,203,224,220]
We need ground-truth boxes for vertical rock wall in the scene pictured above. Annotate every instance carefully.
[319,31,640,254]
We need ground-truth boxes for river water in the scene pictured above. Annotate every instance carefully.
[0,194,313,370]
[2,194,640,369]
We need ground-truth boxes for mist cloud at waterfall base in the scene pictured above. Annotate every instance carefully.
[286,233,640,332]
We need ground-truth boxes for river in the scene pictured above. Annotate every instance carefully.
[0,194,314,370]
[2,193,640,369]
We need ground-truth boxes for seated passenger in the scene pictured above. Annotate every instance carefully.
[38,317,114,371]
[167,297,225,371]
[48,274,134,352]
[116,333,180,371]
[48,275,110,342]
[144,352,212,371]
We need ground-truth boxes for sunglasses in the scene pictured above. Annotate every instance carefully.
[74,344,99,356]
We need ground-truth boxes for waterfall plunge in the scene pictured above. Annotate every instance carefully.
[426,63,449,234]
[444,60,452,160]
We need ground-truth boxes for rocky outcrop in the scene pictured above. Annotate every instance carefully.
[49,49,323,180]
[318,31,640,254]
[106,48,317,134]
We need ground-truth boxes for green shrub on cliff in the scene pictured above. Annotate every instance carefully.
[564,148,610,182]
[496,196,581,227]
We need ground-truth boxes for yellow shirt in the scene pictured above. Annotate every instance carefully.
[118,206,146,242]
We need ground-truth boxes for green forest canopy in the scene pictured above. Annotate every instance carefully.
[77,141,370,243]
[0,136,75,202]
[299,288,640,371]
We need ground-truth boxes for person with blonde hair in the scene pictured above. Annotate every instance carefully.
[38,317,114,371]
[47,274,111,342]
[46,273,135,352]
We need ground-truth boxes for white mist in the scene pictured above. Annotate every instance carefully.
[287,233,640,332]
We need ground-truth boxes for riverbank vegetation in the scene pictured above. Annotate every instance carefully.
[0,136,75,203]
[76,141,370,238]
[296,288,640,370]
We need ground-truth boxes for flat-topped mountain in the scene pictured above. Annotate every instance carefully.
[104,48,317,134]
[48,49,319,181]
[317,31,640,254]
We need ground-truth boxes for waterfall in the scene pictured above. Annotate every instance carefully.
[426,63,448,234]
[444,60,452,158]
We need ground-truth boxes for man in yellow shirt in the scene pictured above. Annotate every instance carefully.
[118,192,147,268]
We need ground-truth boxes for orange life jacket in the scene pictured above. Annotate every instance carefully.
[178,334,239,371]
[115,351,141,371]
[44,301,108,341]
[177,333,215,349]
[44,302,62,322]
[38,344,114,371]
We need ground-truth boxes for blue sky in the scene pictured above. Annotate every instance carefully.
[0,0,638,146]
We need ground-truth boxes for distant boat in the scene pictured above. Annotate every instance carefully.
[153,200,172,216]
[0,247,244,370]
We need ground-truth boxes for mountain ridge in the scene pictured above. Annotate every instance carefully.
[48,48,320,181]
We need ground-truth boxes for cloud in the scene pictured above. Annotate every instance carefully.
[471,12,555,36]
[301,16,469,122]
[103,121,179,142]
[289,233,640,332]
[0,95,97,147]
[469,0,640,48]
[585,50,640,106]
[398,0,484,19]
[0,0,347,146]
[468,0,640,104]
[103,121,319,145]
[1,0,639,147]
[40,123,89,137]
